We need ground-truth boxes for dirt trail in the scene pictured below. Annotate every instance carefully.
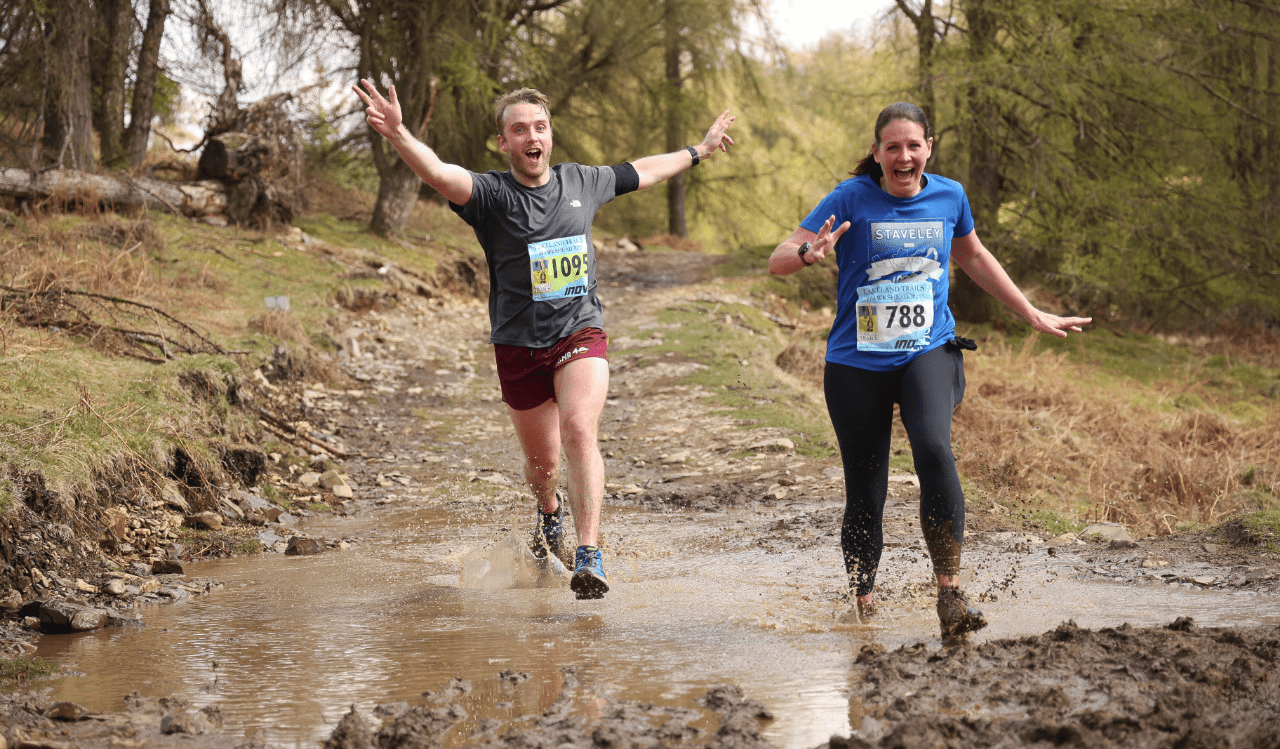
[315,246,1280,747]
[5,247,1280,748]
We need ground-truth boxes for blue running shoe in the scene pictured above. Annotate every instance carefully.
[531,492,565,562]
[571,545,609,600]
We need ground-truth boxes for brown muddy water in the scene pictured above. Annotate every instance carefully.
[28,497,1280,748]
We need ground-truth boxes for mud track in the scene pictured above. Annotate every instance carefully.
[5,247,1280,748]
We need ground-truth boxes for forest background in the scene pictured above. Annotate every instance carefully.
[2,0,1278,331]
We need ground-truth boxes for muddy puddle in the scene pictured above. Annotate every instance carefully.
[28,494,1280,748]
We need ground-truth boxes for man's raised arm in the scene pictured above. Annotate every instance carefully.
[352,79,474,206]
[630,110,736,191]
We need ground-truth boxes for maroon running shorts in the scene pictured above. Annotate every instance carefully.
[494,327,609,411]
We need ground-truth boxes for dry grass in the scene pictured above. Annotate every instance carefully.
[0,216,164,297]
[775,333,1280,536]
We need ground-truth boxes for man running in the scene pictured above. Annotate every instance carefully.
[353,80,735,599]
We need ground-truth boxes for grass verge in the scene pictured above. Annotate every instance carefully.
[0,655,60,685]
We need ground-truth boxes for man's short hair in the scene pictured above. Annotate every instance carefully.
[493,88,551,133]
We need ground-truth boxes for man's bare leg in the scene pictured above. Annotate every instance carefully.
[551,356,609,547]
[508,397,562,514]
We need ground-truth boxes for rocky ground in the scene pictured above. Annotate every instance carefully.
[2,246,1279,748]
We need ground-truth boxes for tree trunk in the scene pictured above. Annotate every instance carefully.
[370,160,420,237]
[43,0,95,170]
[952,0,1001,324]
[94,0,134,168]
[125,0,170,167]
[663,0,688,238]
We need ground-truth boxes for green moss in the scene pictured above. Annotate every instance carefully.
[233,537,262,555]
[262,483,284,505]
[0,655,60,684]
[1238,510,1280,552]
[1027,510,1084,536]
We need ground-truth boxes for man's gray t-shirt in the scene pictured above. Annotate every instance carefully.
[450,163,621,348]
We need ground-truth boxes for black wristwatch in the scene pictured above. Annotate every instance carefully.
[685,145,700,166]
[797,241,814,265]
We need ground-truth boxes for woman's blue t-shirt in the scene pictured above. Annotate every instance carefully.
[801,173,974,372]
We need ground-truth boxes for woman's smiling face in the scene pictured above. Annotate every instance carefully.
[872,119,933,198]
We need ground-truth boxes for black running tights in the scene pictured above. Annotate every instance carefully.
[824,344,967,597]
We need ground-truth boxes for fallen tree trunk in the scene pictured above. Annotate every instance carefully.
[0,167,188,214]
[0,167,276,225]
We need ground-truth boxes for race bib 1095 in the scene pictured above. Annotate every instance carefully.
[529,235,590,300]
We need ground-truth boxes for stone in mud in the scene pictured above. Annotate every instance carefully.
[1080,522,1132,542]
[0,589,22,609]
[152,559,184,575]
[107,611,143,627]
[285,537,325,556]
[161,706,222,735]
[104,579,128,596]
[100,506,131,541]
[28,600,108,633]
[186,511,223,530]
[45,701,89,720]
[318,470,348,489]
[331,484,354,499]
[749,437,794,453]
[661,450,692,464]
[217,494,245,520]
[160,483,191,513]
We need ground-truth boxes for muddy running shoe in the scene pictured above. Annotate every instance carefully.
[571,545,609,600]
[531,493,565,561]
[856,598,877,620]
[937,586,987,639]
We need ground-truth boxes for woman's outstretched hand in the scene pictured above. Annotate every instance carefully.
[806,215,851,265]
[1027,310,1092,338]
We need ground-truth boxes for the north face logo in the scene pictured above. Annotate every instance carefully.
[569,200,582,207]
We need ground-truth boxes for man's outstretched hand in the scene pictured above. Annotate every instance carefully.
[352,79,403,141]
[698,110,736,161]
